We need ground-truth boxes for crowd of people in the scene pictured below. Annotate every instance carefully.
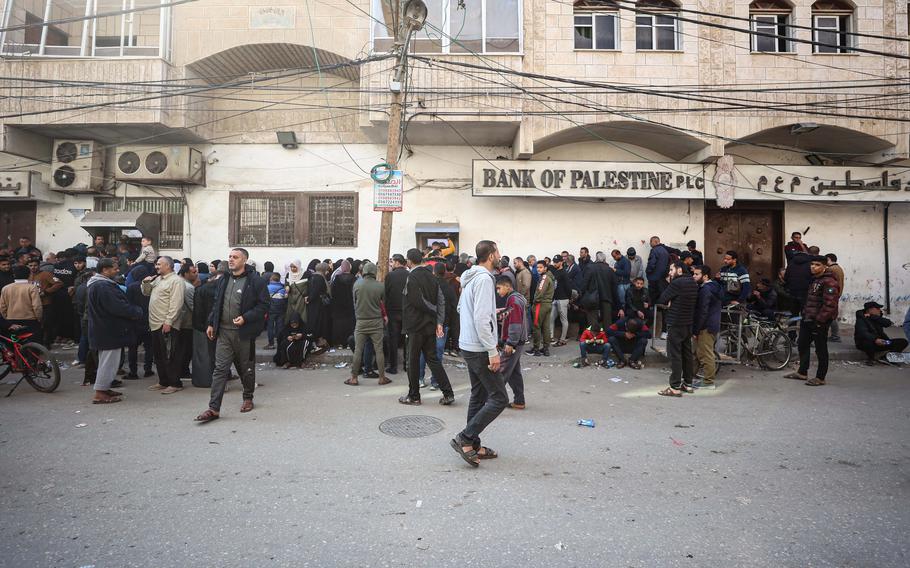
[1,229,908,409]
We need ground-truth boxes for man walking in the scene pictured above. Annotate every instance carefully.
[692,265,722,386]
[399,249,455,406]
[345,262,390,386]
[195,248,269,422]
[86,259,142,404]
[784,256,839,386]
[142,257,186,394]
[496,275,528,409]
[383,254,408,375]
[657,263,699,397]
[451,240,507,467]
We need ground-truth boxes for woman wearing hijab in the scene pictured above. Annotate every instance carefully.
[274,313,308,368]
[286,259,304,285]
[307,263,330,347]
[330,260,356,347]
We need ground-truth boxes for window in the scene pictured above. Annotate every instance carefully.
[1,0,170,58]
[95,197,184,249]
[574,2,619,50]
[749,0,792,53]
[811,0,853,53]
[372,0,521,54]
[229,193,358,248]
[635,0,681,51]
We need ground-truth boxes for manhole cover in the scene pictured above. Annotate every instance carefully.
[379,415,445,438]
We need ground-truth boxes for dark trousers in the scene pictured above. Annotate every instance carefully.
[83,349,98,385]
[608,335,648,362]
[666,324,694,389]
[501,349,524,405]
[797,321,830,379]
[386,311,403,370]
[406,329,452,399]
[649,279,668,333]
[459,350,509,447]
[856,338,907,359]
[585,301,613,330]
[151,328,186,388]
[128,330,154,374]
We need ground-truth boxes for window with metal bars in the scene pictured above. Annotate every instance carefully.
[95,197,184,249]
[229,192,358,248]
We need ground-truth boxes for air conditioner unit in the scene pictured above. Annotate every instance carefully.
[114,145,205,185]
[0,171,63,203]
[50,140,105,193]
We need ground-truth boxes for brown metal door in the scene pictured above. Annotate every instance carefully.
[704,208,780,284]
[0,202,37,248]
[704,210,740,275]
[740,213,774,281]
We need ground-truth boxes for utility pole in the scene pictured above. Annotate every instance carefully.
[376,0,426,281]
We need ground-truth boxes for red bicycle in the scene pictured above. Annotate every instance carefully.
[1,329,60,397]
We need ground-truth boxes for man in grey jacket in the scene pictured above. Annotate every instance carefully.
[451,240,507,468]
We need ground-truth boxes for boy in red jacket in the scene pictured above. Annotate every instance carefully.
[574,322,610,367]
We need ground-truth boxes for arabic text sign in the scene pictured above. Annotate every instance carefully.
[472,161,910,202]
[373,170,403,212]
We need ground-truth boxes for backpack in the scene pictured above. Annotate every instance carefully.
[724,274,742,295]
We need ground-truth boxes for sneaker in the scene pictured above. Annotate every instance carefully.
[398,395,421,405]
[660,332,668,340]
[541,349,550,357]
[143,370,155,378]
[419,379,428,389]
[429,384,438,391]
[147,384,167,391]
[125,373,140,380]
[573,360,590,368]
[526,348,539,356]
[265,343,275,349]
[160,386,184,394]
[438,395,455,405]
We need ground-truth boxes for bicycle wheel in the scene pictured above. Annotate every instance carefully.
[715,329,738,361]
[21,343,61,393]
[756,330,791,370]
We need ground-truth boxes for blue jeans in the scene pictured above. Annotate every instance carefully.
[77,333,89,364]
[579,342,611,363]
[616,284,630,310]
[267,311,285,345]
[419,326,447,386]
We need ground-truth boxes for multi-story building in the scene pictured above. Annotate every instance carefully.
[0,0,908,315]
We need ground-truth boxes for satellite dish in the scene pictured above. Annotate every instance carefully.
[402,0,428,31]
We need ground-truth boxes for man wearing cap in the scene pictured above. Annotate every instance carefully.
[784,255,839,386]
[853,302,907,364]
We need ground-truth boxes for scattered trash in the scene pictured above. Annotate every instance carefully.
[623,381,629,384]
[209,441,220,445]
[609,377,622,383]
[577,419,595,428]
[674,424,694,429]
[416,500,422,508]
[554,542,567,551]
[528,432,535,436]
[334,362,349,369]
[522,367,531,372]
[75,423,87,428]
[540,378,550,383]
[74,410,81,414]
[102,419,114,424]
[670,437,685,447]
[604,358,616,368]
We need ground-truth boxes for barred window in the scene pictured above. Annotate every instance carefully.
[229,192,358,248]
[95,197,184,249]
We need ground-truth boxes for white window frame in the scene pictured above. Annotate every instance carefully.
[371,0,523,55]
[0,0,171,59]
[812,12,852,53]
[634,12,681,51]
[750,12,791,53]
[574,10,620,51]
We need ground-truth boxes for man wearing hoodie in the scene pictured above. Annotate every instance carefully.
[785,248,814,313]
[627,248,645,282]
[195,248,269,422]
[345,262,390,386]
[451,240,507,467]
[399,248,455,406]
[86,258,143,404]
[692,265,722,386]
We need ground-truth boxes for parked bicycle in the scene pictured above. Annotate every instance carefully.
[716,306,792,370]
[1,327,61,397]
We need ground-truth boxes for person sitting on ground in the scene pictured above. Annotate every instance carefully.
[747,278,778,319]
[853,301,908,364]
[606,317,651,370]
[274,313,309,369]
[574,322,609,368]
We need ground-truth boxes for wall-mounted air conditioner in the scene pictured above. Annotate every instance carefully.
[50,140,105,193]
[114,145,205,185]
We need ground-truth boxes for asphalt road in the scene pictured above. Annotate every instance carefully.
[1,357,908,567]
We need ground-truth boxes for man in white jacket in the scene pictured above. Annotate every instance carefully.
[451,240,507,468]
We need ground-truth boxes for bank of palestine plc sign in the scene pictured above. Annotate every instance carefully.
[471,160,910,202]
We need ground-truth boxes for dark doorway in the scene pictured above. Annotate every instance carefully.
[704,203,783,283]
[0,201,37,249]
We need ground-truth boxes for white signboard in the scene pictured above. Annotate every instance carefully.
[250,7,296,29]
[472,160,910,202]
[373,170,403,212]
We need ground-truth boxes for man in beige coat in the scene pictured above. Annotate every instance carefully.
[141,256,186,394]
[826,253,845,342]
[0,265,43,338]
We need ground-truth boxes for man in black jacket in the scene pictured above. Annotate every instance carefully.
[195,248,269,422]
[657,263,699,397]
[785,248,815,313]
[400,248,455,406]
[125,263,154,379]
[191,269,223,388]
[854,302,908,363]
[384,254,408,375]
[582,252,617,331]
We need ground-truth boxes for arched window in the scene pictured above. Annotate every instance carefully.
[811,0,854,53]
[749,0,792,53]
[573,1,620,51]
[635,0,681,51]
